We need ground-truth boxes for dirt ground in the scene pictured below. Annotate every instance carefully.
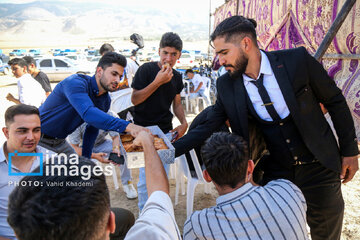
[0,75,359,239]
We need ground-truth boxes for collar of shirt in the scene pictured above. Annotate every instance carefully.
[0,142,6,164]
[0,142,45,172]
[216,182,256,205]
[90,75,100,95]
[243,50,273,85]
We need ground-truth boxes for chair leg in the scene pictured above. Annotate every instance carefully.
[181,172,186,195]
[187,178,198,218]
[175,160,181,205]
[169,163,176,179]
[112,165,120,190]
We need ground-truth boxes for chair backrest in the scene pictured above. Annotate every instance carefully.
[189,149,207,183]
[202,77,211,96]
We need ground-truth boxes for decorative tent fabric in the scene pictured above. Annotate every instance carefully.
[214,0,360,139]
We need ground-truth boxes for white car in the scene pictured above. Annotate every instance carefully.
[36,57,95,81]
[175,53,196,69]
[150,54,160,62]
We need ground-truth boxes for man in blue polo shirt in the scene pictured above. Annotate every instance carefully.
[38,52,147,158]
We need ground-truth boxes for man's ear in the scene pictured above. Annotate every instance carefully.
[96,66,103,76]
[2,127,9,140]
[203,169,212,183]
[247,160,255,180]
[107,211,116,234]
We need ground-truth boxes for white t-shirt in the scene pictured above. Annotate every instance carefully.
[109,58,139,113]
[17,73,46,107]
[191,74,206,91]
[125,191,181,240]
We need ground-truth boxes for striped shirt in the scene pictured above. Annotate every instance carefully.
[183,179,308,240]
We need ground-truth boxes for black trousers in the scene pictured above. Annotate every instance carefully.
[110,208,135,240]
[262,162,344,240]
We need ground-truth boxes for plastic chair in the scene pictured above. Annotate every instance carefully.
[94,160,120,190]
[180,80,191,112]
[175,149,211,218]
[196,77,211,111]
[174,155,187,205]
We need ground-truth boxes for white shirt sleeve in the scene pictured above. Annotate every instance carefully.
[125,59,139,86]
[125,191,181,240]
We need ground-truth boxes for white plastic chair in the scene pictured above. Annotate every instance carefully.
[180,80,191,112]
[196,77,211,111]
[175,149,211,218]
[94,160,119,190]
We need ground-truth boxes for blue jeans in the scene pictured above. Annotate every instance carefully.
[189,89,210,106]
[137,133,172,210]
[93,139,132,184]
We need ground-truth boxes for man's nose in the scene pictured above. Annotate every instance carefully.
[26,131,35,140]
[219,56,226,66]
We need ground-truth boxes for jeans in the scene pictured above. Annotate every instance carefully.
[137,133,172,211]
[92,139,132,184]
[189,89,210,109]
[39,136,76,157]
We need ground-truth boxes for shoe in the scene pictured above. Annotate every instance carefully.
[123,184,138,199]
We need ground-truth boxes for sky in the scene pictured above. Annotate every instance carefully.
[0,0,226,17]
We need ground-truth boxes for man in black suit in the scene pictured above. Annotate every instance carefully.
[173,16,359,240]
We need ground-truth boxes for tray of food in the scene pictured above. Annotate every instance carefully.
[119,125,175,168]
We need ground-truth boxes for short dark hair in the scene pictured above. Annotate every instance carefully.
[185,69,194,75]
[7,157,110,240]
[159,32,183,52]
[97,52,127,69]
[201,132,249,188]
[8,58,28,68]
[99,43,115,56]
[210,16,258,46]
[23,56,37,67]
[5,104,39,127]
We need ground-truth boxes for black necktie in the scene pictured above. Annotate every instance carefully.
[251,74,281,121]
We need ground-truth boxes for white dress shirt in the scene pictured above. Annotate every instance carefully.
[109,58,139,113]
[0,143,50,239]
[17,73,46,108]
[243,51,290,121]
[125,191,181,240]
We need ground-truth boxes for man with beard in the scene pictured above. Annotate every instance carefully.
[173,16,359,240]
[38,52,148,158]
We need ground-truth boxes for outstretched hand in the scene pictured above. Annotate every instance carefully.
[133,130,154,147]
[125,123,151,138]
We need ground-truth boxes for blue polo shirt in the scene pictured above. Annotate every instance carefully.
[39,74,130,157]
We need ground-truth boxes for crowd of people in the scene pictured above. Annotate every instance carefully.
[0,15,358,240]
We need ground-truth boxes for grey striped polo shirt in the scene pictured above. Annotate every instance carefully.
[183,179,308,240]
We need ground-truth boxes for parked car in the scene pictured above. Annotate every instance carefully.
[0,61,10,75]
[27,49,41,57]
[140,52,155,62]
[175,53,195,69]
[150,54,160,62]
[36,57,94,81]
[65,54,88,63]
[0,53,9,64]
[9,49,26,56]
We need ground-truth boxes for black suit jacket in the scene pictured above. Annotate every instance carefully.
[174,47,358,173]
